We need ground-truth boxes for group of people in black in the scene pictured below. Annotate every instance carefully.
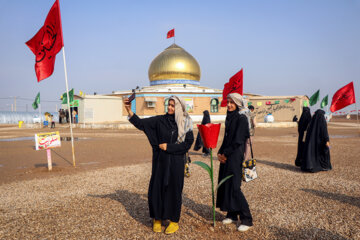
[295,107,332,172]
[124,94,332,235]
[124,93,253,234]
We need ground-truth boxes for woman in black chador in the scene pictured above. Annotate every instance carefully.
[216,93,253,232]
[125,95,194,234]
[295,107,312,167]
[193,110,211,156]
[301,109,331,173]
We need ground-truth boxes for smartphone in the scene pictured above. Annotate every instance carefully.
[128,92,136,102]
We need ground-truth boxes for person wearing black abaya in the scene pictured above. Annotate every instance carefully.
[216,93,253,232]
[295,107,312,167]
[193,110,210,156]
[124,95,194,234]
[301,109,331,173]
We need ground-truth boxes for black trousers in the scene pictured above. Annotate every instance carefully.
[226,191,253,226]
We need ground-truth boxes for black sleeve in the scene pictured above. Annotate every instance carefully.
[129,114,160,146]
[166,130,194,155]
[222,116,249,157]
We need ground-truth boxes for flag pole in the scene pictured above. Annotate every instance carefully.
[39,102,42,128]
[62,47,76,167]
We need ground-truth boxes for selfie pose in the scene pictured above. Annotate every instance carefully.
[124,95,194,234]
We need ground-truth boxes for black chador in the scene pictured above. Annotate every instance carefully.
[216,110,253,226]
[295,107,311,167]
[301,109,332,173]
[129,113,194,222]
[193,110,211,154]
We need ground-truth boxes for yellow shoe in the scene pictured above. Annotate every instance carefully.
[153,219,162,233]
[165,221,179,234]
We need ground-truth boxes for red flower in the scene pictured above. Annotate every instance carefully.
[197,123,221,149]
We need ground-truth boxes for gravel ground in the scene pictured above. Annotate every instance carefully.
[0,123,359,239]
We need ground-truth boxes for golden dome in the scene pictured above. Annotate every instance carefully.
[148,44,201,86]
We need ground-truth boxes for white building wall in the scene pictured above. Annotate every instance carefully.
[81,96,125,123]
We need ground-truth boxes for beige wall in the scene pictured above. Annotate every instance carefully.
[80,96,124,123]
[117,93,308,122]
[248,96,308,122]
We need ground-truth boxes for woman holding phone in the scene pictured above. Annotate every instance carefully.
[124,95,194,234]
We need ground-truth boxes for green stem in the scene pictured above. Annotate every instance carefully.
[210,148,215,227]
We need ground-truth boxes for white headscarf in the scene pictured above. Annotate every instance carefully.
[169,95,193,143]
[228,93,251,131]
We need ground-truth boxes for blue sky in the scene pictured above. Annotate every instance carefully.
[0,0,359,113]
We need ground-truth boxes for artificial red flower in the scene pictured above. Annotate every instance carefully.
[197,123,221,149]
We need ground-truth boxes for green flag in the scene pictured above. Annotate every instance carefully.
[309,90,320,106]
[32,92,40,110]
[320,95,328,108]
[62,88,74,104]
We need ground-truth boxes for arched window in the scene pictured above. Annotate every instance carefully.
[210,98,219,113]
[164,98,169,113]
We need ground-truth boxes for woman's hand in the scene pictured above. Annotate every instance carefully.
[326,141,330,147]
[123,97,133,117]
[217,153,227,163]
[159,143,167,151]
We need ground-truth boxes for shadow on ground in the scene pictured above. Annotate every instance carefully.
[257,159,301,173]
[183,194,225,222]
[301,188,360,208]
[88,190,149,227]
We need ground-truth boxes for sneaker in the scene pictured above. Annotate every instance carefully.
[165,221,179,234]
[222,218,234,225]
[238,224,252,232]
[153,219,162,233]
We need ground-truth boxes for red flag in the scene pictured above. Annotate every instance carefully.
[220,69,243,107]
[167,29,175,39]
[26,0,63,82]
[330,82,356,112]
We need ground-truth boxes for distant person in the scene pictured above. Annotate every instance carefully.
[193,110,211,157]
[248,105,257,137]
[65,109,69,123]
[124,95,194,234]
[50,115,55,128]
[301,109,331,172]
[72,110,77,123]
[295,107,311,167]
[217,93,253,232]
[58,109,62,124]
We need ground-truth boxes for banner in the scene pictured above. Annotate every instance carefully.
[32,92,40,110]
[309,90,320,106]
[25,0,64,82]
[62,88,74,104]
[35,131,61,150]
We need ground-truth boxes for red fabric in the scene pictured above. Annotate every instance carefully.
[167,29,175,39]
[197,123,221,149]
[220,69,243,107]
[330,82,356,112]
[26,0,63,82]
[265,101,271,105]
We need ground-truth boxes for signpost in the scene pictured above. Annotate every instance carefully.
[34,131,61,171]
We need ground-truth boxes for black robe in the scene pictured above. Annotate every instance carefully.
[295,107,311,167]
[216,111,252,225]
[129,114,194,222]
[301,109,332,173]
[194,110,210,154]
